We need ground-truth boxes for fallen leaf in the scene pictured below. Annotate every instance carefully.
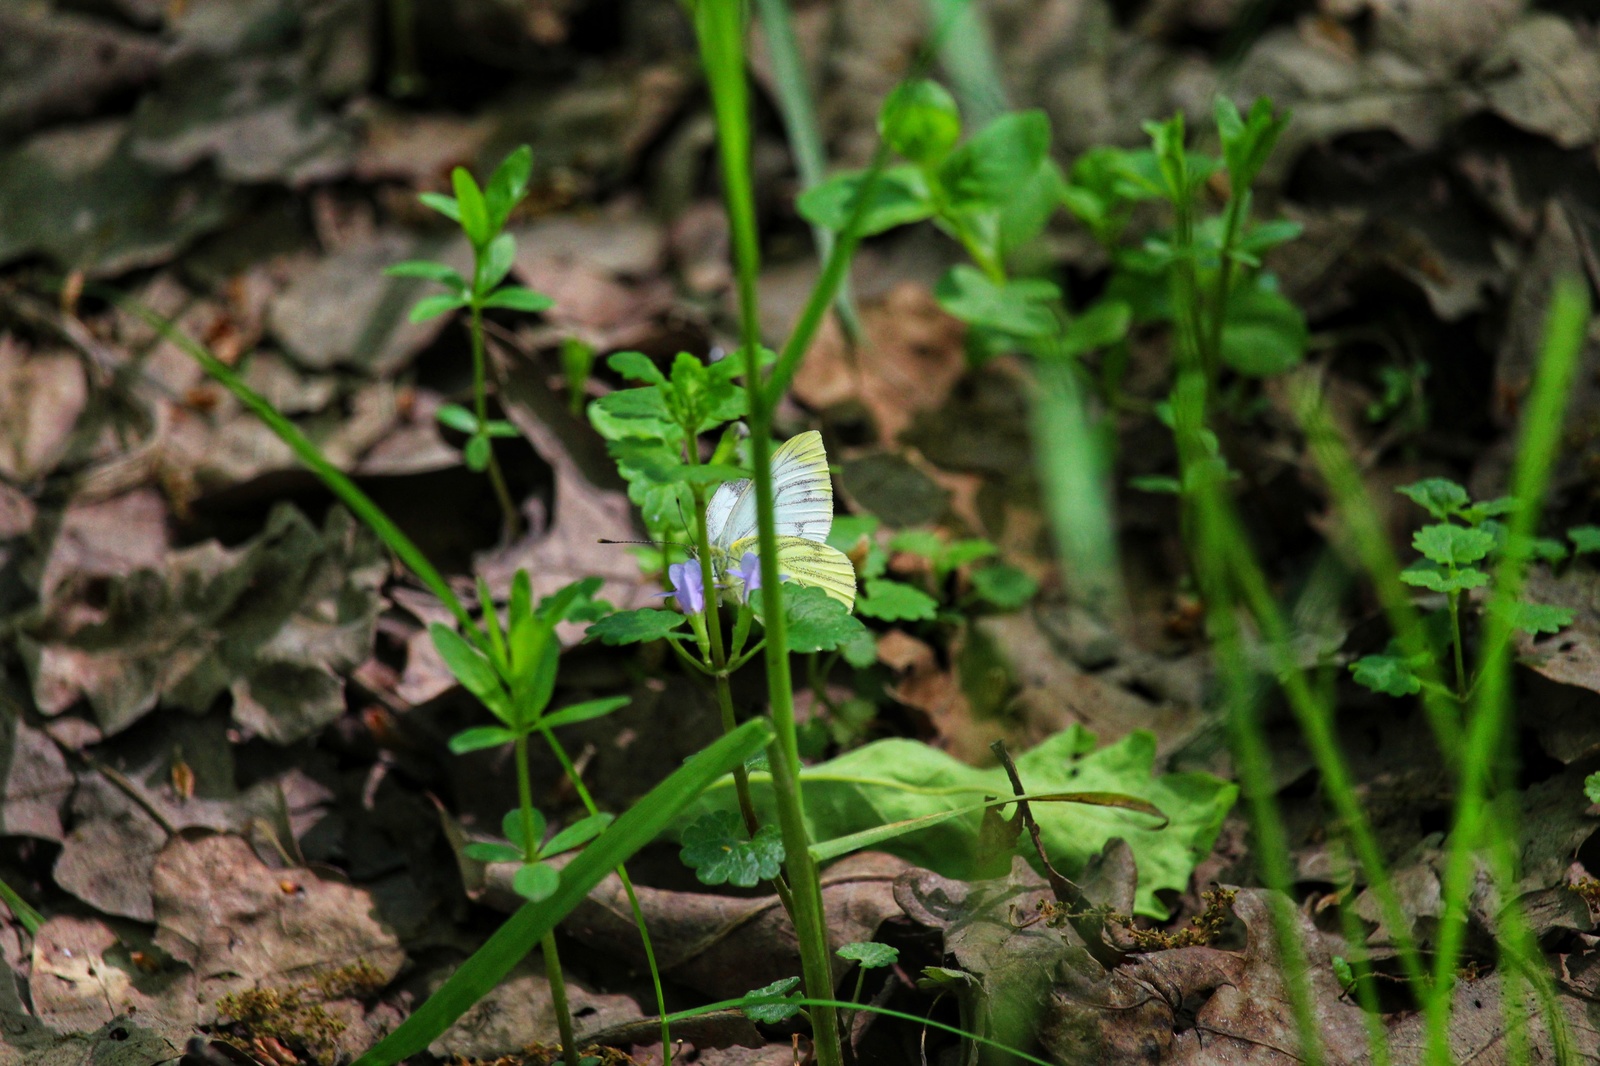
[0,337,87,483]
[0,717,74,842]
[30,916,197,1034]
[1480,15,1600,149]
[426,956,642,1061]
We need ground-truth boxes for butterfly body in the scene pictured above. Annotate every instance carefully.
[707,431,857,610]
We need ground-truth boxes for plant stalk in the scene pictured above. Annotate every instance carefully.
[468,304,520,541]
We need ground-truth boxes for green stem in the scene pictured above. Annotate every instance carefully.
[694,3,843,1061]
[542,734,674,1064]
[469,304,520,542]
[1447,589,1467,701]
[516,735,579,1066]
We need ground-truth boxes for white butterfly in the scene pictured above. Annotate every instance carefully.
[705,431,857,609]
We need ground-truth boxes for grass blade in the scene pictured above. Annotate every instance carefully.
[351,717,774,1066]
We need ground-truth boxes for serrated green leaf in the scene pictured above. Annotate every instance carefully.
[679,726,1233,919]
[481,286,553,312]
[448,725,519,754]
[970,564,1038,610]
[585,609,687,646]
[1399,566,1489,594]
[939,539,998,572]
[887,529,943,560]
[1571,526,1600,555]
[764,584,871,652]
[935,265,1060,338]
[608,351,667,385]
[1396,479,1469,520]
[740,978,803,1024]
[840,628,879,669]
[1500,601,1575,636]
[857,579,938,622]
[680,810,785,887]
[1350,654,1422,697]
[1585,772,1600,805]
[837,942,898,968]
[1413,523,1495,567]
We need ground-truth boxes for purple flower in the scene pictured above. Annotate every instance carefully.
[657,560,705,614]
[734,551,763,601]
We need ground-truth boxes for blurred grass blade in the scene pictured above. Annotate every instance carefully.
[1427,276,1591,1065]
[107,293,478,635]
[0,878,42,934]
[752,0,860,341]
[352,718,774,1066]
[924,0,1008,128]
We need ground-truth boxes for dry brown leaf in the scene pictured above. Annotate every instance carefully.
[30,916,197,1034]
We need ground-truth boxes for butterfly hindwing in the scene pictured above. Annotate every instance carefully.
[728,534,856,610]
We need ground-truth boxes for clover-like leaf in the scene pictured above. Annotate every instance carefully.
[502,808,547,855]
[856,579,938,623]
[740,978,803,1024]
[837,942,899,969]
[1350,654,1422,698]
[1397,479,1470,521]
[585,609,688,646]
[1412,524,1495,568]
[679,810,785,887]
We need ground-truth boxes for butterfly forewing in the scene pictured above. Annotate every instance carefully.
[706,478,755,550]
[770,432,833,543]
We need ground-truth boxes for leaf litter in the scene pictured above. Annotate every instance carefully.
[2,0,1600,1062]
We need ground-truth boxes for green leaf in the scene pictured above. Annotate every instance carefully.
[542,812,614,857]
[477,232,517,295]
[837,942,898,969]
[1397,479,1470,521]
[762,584,871,653]
[463,434,490,471]
[463,842,523,864]
[1571,526,1600,555]
[680,810,785,887]
[887,529,943,560]
[740,978,803,1024]
[448,725,519,754]
[452,166,491,246]
[512,862,560,903]
[436,403,479,434]
[934,265,1060,338]
[1215,95,1289,196]
[938,539,998,573]
[418,191,461,223]
[590,387,678,442]
[585,609,687,646]
[608,351,667,385]
[939,111,1051,208]
[481,286,554,312]
[349,719,768,1066]
[840,628,878,669]
[539,695,631,731]
[485,145,533,231]
[1058,299,1131,358]
[857,579,939,622]
[384,259,467,290]
[830,515,886,580]
[970,565,1038,610]
[797,166,934,236]
[1585,771,1600,805]
[1499,600,1574,636]
[1129,475,1182,495]
[1399,565,1489,594]
[408,292,469,323]
[431,624,512,721]
[502,808,546,854]
[878,79,961,166]
[680,726,1233,919]
[1219,283,1306,376]
[483,419,520,438]
[1350,654,1422,698]
[1413,523,1495,567]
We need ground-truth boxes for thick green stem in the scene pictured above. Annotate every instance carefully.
[468,304,519,541]
[516,736,579,1066]
[693,3,843,1060]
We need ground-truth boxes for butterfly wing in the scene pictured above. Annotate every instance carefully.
[705,477,755,551]
[769,430,833,543]
[737,534,856,610]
